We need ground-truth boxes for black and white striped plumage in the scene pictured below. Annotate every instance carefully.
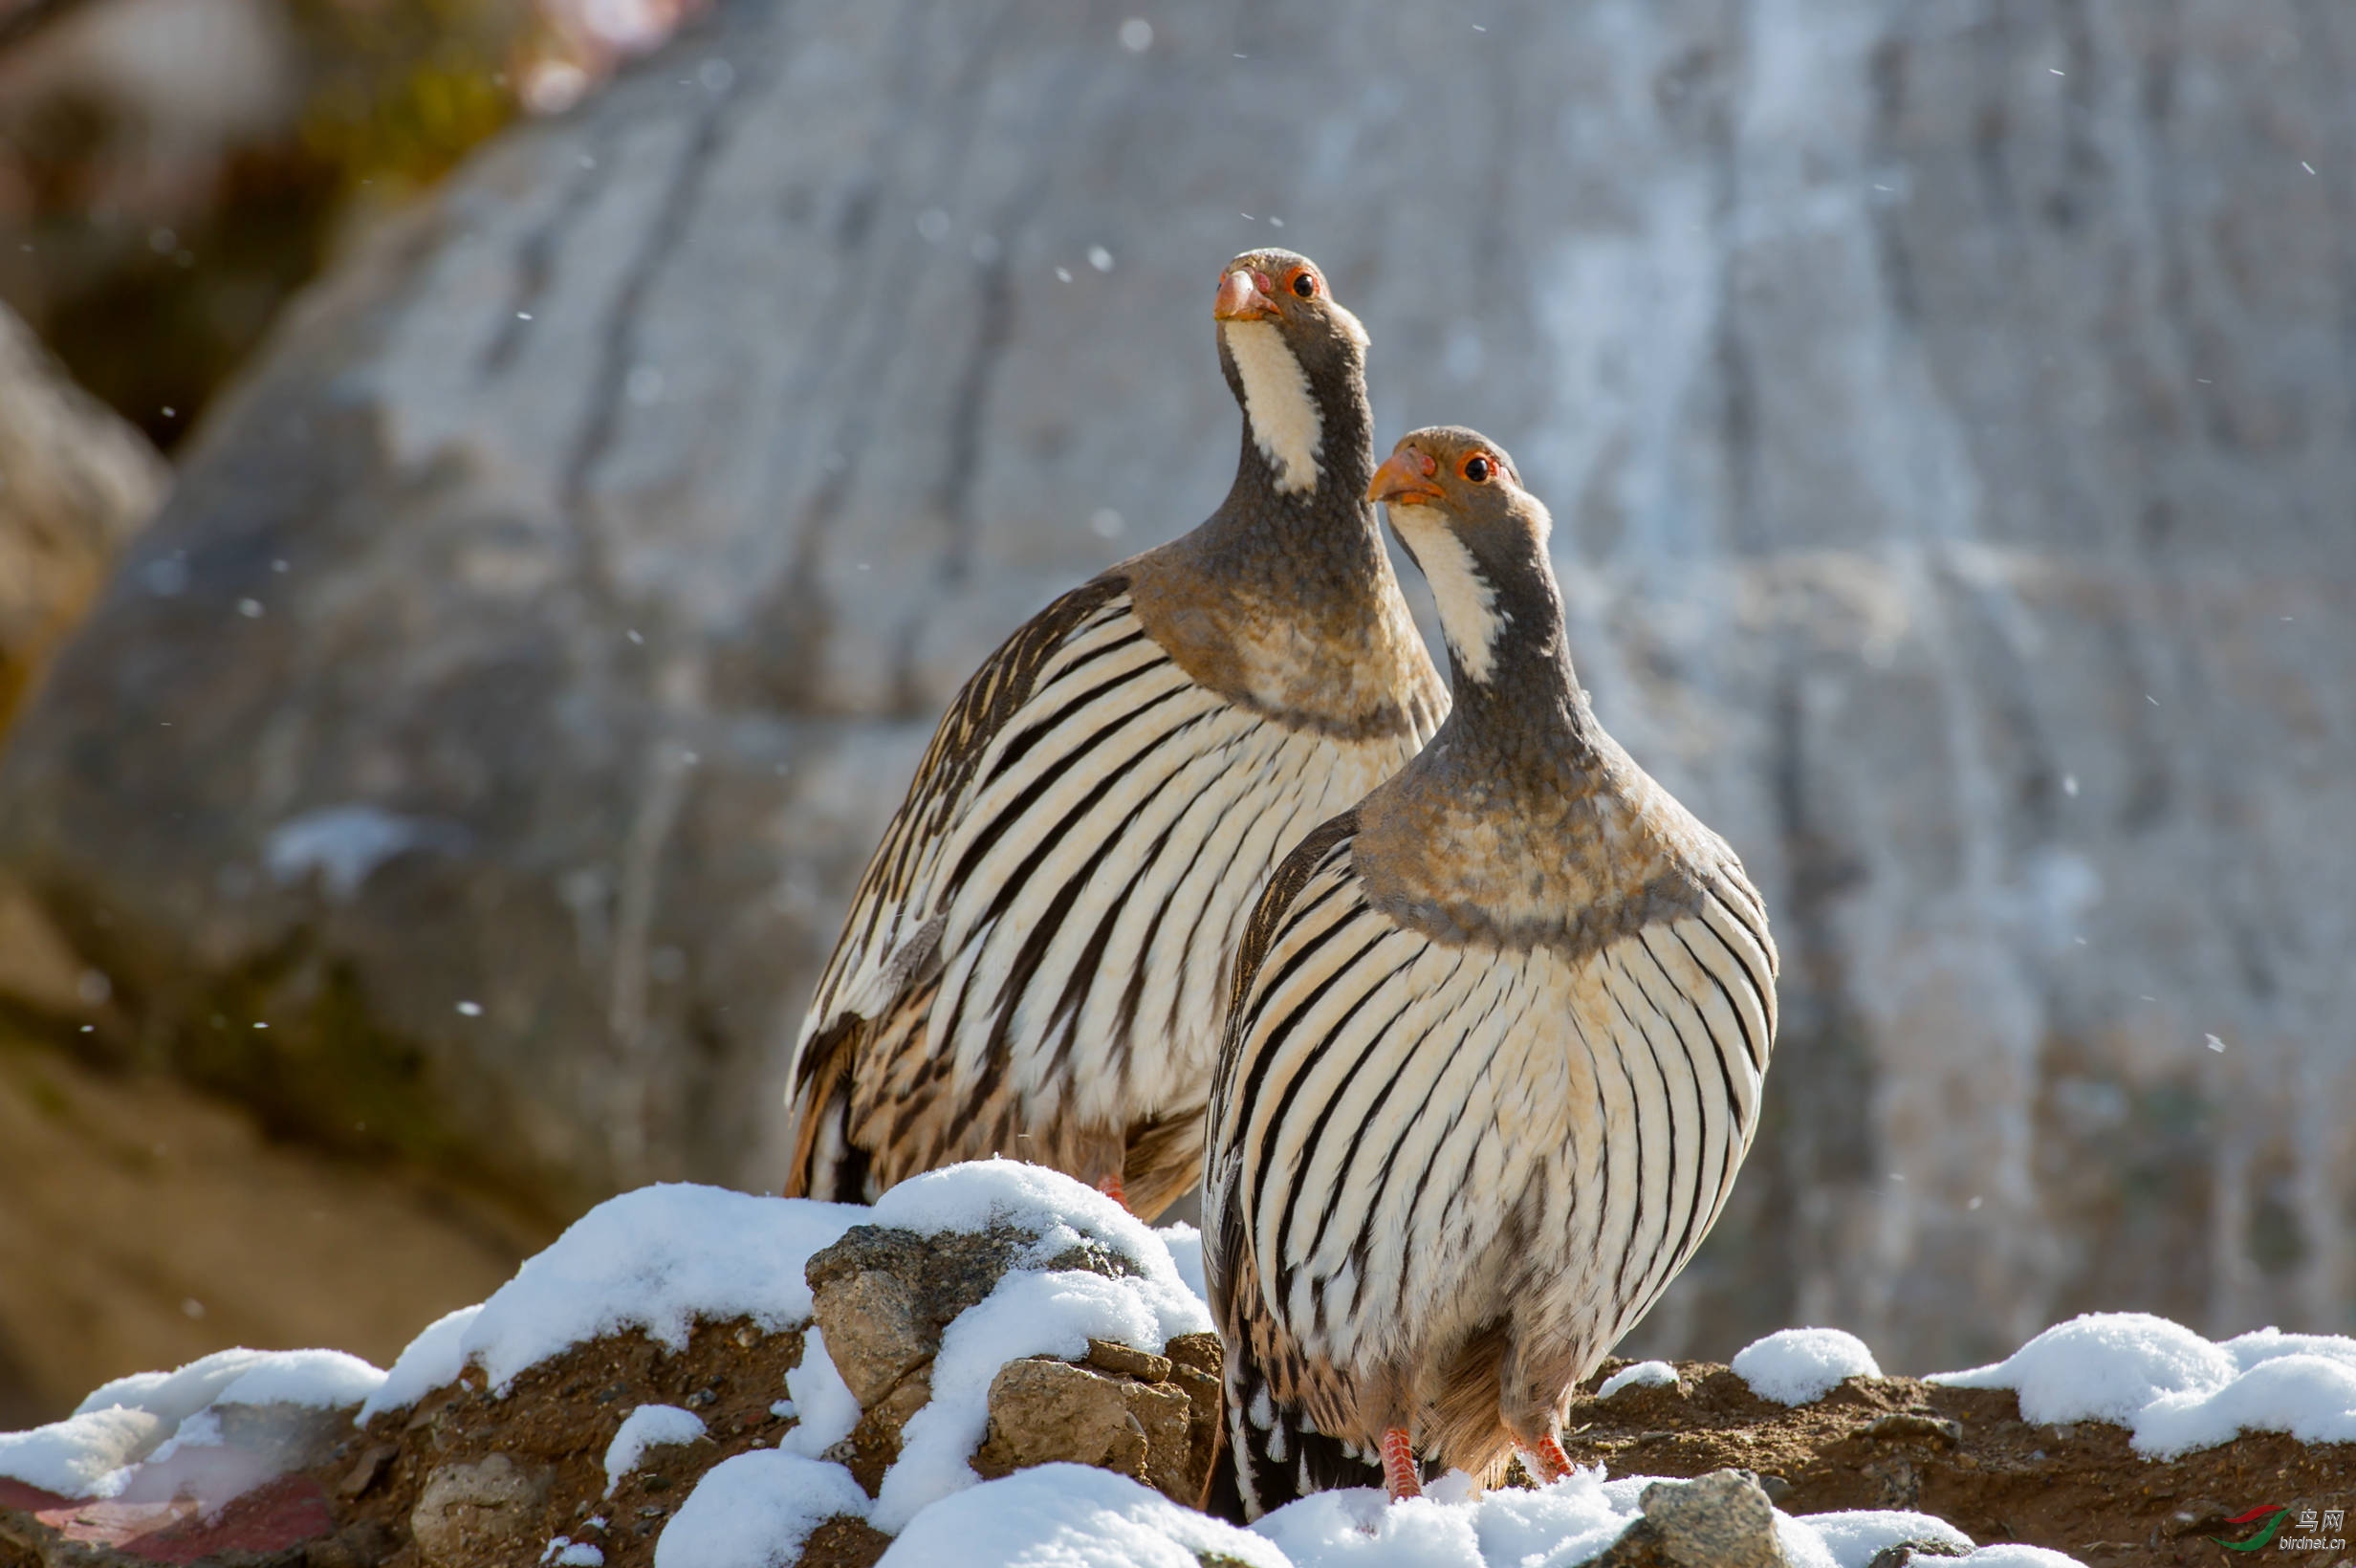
[785,252,1448,1219]
[1204,428,1778,1514]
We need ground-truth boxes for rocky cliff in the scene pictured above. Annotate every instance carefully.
[0,0,2349,1370]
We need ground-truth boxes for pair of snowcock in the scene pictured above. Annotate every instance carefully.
[783,249,1778,1517]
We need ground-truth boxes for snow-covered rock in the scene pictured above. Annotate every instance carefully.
[2,1346,387,1503]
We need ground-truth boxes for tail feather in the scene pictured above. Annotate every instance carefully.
[782,1016,873,1203]
[1221,1351,1385,1520]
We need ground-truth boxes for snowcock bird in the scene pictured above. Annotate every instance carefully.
[1204,426,1778,1514]
[785,250,1449,1220]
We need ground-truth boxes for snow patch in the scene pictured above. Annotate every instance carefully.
[879,1464,1282,1567]
[1801,1510,1975,1567]
[1155,1220,1206,1307]
[1930,1312,2232,1426]
[655,1449,868,1568]
[1732,1328,1881,1405]
[604,1405,707,1496]
[1596,1361,1678,1399]
[1925,1310,2356,1458]
[211,1350,384,1409]
[776,1326,861,1459]
[869,1161,1204,1321]
[0,1405,167,1499]
[75,1348,275,1424]
[360,1304,482,1422]
[2131,1354,2356,1458]
[370,1185,865,1402]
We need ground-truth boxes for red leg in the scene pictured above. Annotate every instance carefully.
[1095,1171,1129,1212]
[1380,1427,1422,1501]
[1523,1431,1574,1483]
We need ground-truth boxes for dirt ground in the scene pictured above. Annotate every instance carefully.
[1561,1357,2356,1568]
[314,1316,891,1568]
[308,1340,2356,1568]
[5,1314,2352,1567]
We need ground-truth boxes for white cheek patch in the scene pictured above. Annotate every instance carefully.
[1223,319,1322,495]
[1388,504,1508,684]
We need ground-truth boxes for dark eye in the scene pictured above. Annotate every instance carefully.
[1290,270,1320,299]
[1462,455,1492,483]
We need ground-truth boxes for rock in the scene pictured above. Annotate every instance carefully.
[407,1454,551,1565]
[0,300,166,740]
[1864,1412,1964,1448]
[1865,1545,1969,1568]
[800,1219,1184,1496]
[811,1268,931,1413]
[1,0,2351,1369]
[211,1401,359,1475]
[1081,1339,1170,1383]
[1591,1469,1787,1568]
[972,1357,1200,1505]
[337,1445,398,1500]
[806,1226,1046,1393]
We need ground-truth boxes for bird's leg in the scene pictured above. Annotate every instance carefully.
[1521,1432,1575,1483]
[1379,1427,1422,1501]
[1095,1171,1130,1212]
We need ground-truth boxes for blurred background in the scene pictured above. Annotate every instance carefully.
[0,0,2350,1426]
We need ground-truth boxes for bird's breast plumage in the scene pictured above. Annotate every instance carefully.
[1207,799,1775,1479]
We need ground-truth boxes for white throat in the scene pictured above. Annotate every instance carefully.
[1387,503,1508,684]
[1223,319,1322,495]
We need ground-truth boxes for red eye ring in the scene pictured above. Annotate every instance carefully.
[1288,268,1320,299]
[1462,454,1494,483]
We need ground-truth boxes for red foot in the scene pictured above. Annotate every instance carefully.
[1380,1427,1422,1501]
[1095,1171,1130,1212]
[1524,1431,1575,1483]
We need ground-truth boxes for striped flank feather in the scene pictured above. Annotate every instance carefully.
[790,579,1436,1214]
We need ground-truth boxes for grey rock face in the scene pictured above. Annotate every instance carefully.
[1593,1470,1789,1568]
[0,0,2351,1366]
[800,1219,1214,1504]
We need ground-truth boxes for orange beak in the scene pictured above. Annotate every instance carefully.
[1366,447,1445,507]
[1214,268,1276,321]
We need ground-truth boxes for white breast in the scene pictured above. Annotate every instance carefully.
[1215,855,1772,1377]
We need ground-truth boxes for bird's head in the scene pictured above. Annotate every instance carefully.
[1212,249,1370,498]
[1367,426,1555,686]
